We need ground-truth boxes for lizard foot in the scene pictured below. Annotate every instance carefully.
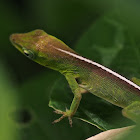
[52,109,73,127]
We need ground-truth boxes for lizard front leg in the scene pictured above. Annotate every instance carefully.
[53,74,84,126]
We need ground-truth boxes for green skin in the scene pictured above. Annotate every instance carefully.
[10,29,140,126]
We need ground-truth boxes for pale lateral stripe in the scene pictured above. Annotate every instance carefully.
[56,48,140,91]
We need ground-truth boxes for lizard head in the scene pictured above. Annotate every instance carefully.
[10,29,77,71]
[10,29,48,61]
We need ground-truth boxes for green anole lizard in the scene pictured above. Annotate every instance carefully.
[10,29,140,126]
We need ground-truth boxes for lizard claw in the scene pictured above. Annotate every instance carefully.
[52,114,66,124]
[68,116,73,127]
[52,109,73,127]
[53,110,63,114]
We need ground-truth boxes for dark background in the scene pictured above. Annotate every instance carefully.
[1,0,140,140]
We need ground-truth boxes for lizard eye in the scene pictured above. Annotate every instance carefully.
[23,49,34,59]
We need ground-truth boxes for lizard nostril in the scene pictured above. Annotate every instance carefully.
[10,34,16,43]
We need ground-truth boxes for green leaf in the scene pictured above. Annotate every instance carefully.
[121,125,140,140]
[75,17,125,67]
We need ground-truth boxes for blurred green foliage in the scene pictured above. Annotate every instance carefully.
[0,63,18,140]
[1,0,140,139]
